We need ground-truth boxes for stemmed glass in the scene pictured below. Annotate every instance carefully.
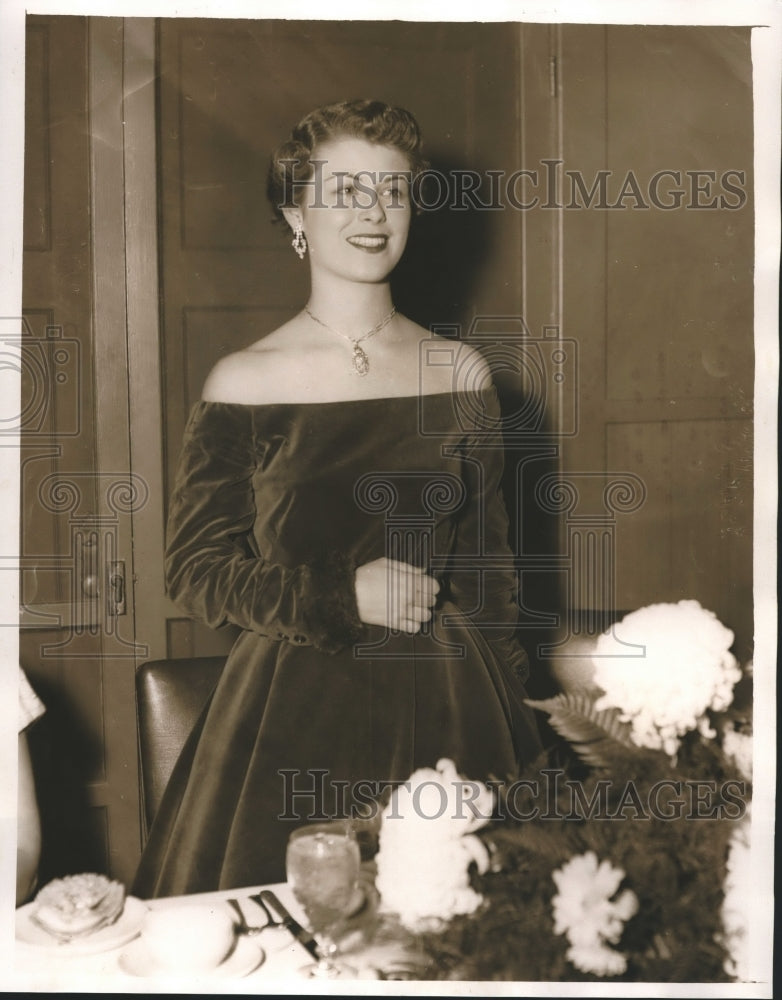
[285,821,361,979]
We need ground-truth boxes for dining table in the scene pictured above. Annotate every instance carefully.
[9,870,432,993]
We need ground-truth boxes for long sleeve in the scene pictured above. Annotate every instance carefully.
[446,386,531,684]
[164,403,363,654]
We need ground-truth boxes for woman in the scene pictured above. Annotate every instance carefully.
[134,100,541,896]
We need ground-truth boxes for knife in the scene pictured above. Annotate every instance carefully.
[253,890,320,959]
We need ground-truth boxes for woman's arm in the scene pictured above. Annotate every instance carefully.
[446,384,543,768]
[165,403,363,654]
[446,384,530,683]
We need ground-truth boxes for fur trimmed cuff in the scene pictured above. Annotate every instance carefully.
[304,551,364,654]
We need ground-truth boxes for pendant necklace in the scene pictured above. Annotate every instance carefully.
[304,305,396,376]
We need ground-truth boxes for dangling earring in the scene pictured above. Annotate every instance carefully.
[291,222,307,259]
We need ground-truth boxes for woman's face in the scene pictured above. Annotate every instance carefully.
[286,135,413,285]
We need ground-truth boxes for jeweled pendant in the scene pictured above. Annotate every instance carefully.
[352,345,370,376]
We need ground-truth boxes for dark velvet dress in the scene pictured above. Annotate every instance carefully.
[133,386,541,896]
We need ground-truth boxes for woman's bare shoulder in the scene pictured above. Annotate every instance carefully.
[417,327,493,395]
[452,339,493,388]
[201,342,297,404]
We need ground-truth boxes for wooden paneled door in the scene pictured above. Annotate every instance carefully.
[555,25,754,658]
[20,16,146,883]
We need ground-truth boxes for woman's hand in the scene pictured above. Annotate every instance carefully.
[355,558,440,633]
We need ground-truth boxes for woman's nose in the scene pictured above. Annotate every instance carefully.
[359,191,386,223]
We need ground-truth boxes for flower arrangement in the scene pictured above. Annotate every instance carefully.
[374,758,493,931]
[374,601,753,983]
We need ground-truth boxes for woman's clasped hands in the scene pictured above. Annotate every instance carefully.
[355,557,440,634]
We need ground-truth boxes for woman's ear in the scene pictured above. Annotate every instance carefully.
[282,206,303,234]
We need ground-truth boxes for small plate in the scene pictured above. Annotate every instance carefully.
[16,896,148,956]
[119,935,264,980]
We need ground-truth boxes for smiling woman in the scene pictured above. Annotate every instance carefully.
[132,99,543,897]
[203,102,433,402]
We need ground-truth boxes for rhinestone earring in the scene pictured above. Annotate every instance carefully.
[291,222,307,259]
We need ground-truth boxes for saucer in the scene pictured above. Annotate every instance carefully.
[119,934,264,979]
[16,896,147,956]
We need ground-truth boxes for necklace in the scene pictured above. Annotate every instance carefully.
[304,305,396,376]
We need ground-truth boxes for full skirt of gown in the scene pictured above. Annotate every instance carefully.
[133,388,542,896]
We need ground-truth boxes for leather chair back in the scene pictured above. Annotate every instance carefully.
[136,656,226,833]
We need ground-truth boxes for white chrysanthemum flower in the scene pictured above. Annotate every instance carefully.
[552,851,638,977]
[591,600,741,755]
[720,814,752,980]
[375,759,493,931]
[722,724,753,781]
[568,941,630,978]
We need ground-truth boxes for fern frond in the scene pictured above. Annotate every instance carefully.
[525,693,641,768]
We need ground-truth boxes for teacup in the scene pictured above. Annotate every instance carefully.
[140,903,236,974]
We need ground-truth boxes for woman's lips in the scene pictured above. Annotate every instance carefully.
[347,234,389,253]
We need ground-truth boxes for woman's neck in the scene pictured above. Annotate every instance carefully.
[306,278,395,339]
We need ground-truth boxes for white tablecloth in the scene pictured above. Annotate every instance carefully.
[9,880,422,992]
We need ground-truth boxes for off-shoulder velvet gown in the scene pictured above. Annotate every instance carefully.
[133,386,542,896]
